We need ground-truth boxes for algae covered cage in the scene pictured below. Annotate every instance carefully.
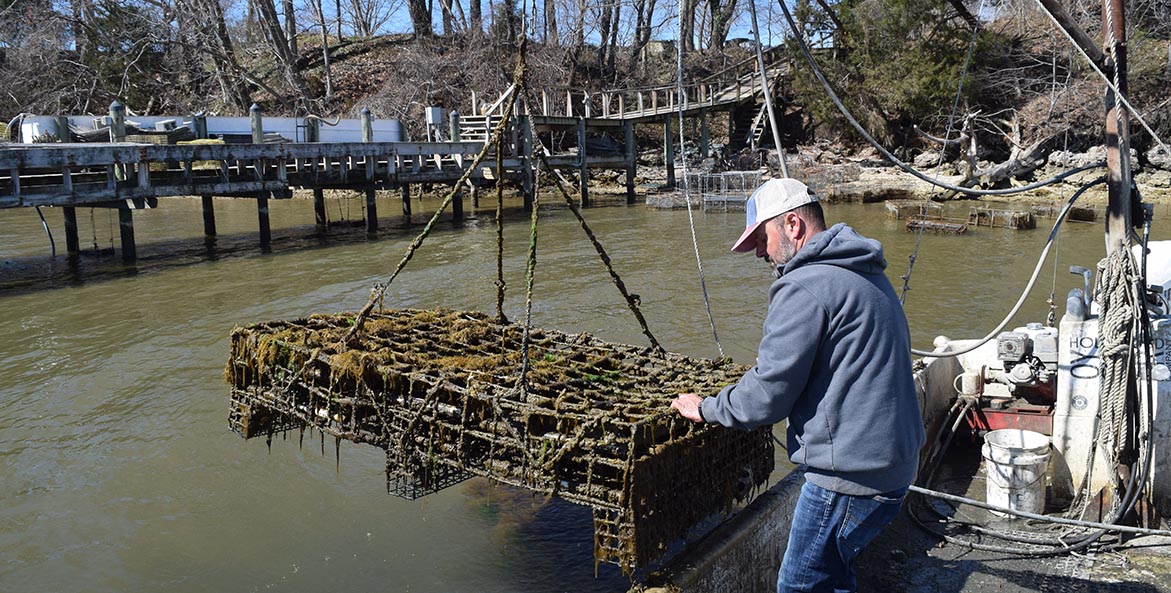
[226,308,774,571]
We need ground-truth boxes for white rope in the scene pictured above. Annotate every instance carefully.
[676,0,725,358]
[1071,248,1138,517]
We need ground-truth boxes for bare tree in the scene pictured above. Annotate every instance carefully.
[543,0,556,44]
[346,0,399,35]
[705,0,737,50]
[469,0,481,33]
[405,0,433,37]
[308,0,333,98]
[630,0,658,68]
[597,0,616,68]
[189,0,253,110]
[284,0,297,55]
[679,0,696,53]
[251,0,313,105]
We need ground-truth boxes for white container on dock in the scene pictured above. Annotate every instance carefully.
[982,429,1051,517]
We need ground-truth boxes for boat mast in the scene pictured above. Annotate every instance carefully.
[1103,0,1133,251]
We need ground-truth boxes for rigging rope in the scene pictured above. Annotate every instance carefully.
[676,0,725,359]
[495,121,508,324]
[1068,246,1139,516]
[531,145,666,354]
[899,1,983,304]
[517,96,541,392]
[775,0,1103,197]
[747,0,787,176]
[345,72,523,340]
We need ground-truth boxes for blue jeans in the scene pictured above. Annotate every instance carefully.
[777,481,906,593]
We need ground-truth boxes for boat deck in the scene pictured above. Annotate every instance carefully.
[856,440,1171,593]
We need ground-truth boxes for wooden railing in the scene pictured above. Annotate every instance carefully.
[0,141,488,208]
[467,48,791,121]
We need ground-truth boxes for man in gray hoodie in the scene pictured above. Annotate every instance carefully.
[671,178,924,593]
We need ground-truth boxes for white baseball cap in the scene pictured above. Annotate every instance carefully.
[731,178,819,253]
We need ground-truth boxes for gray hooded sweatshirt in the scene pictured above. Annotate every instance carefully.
[700,222,925,496]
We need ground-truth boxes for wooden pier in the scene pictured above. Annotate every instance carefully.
[2,52,794,263]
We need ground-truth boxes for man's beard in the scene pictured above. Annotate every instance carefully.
[769,233,797,278]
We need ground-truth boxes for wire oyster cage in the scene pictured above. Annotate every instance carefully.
[225,308,774,571]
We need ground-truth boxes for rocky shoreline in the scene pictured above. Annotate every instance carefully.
[639,145,1171,208]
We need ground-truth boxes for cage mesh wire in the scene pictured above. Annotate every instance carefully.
[226,308,774,571]
[683,171,762,212]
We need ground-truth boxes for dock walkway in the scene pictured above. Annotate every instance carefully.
[1,50,794,262]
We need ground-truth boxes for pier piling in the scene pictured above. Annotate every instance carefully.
[63,207,79,253]
[362,108,378,232]
[202,196,217,237]
[578,118,589,207]
[117,202,136,262]
[624,120,636,204]
[257,194,271,247]
[664,114,676,189]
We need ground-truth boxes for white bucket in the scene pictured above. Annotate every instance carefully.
[982,429,1051,517]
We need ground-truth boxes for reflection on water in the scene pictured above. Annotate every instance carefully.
[0,190,1167,592]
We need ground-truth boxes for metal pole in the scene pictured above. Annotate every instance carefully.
[1103,0,1132,252]
[748,0,788,177]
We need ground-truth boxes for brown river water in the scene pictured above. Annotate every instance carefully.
[1,189,1168,592]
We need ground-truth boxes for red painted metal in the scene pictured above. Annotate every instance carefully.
[966,402,1054,435]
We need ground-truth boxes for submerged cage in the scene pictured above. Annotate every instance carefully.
[226,308,774,571]
[682,171,762,212]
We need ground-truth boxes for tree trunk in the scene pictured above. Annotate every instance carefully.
[348,0,372,36]
[284,0,297,56]
[470,0,481,33]
[440,0,454,34]
[607,2,620,73]
[679,0,696,53]
[706,0,736,50]
[502,0,517,43]
[406,0,433,37]
[312,0,333,98]
[544,0,557,44]
[251,0,311,106]
[71,0,94,59]
[597,0,614,69]
[193,0,252,111]
[631,0,656,65]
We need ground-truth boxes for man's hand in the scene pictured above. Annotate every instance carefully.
[671,393,706,423]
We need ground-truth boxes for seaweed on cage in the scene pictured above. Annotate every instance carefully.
[225,307,775,571]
